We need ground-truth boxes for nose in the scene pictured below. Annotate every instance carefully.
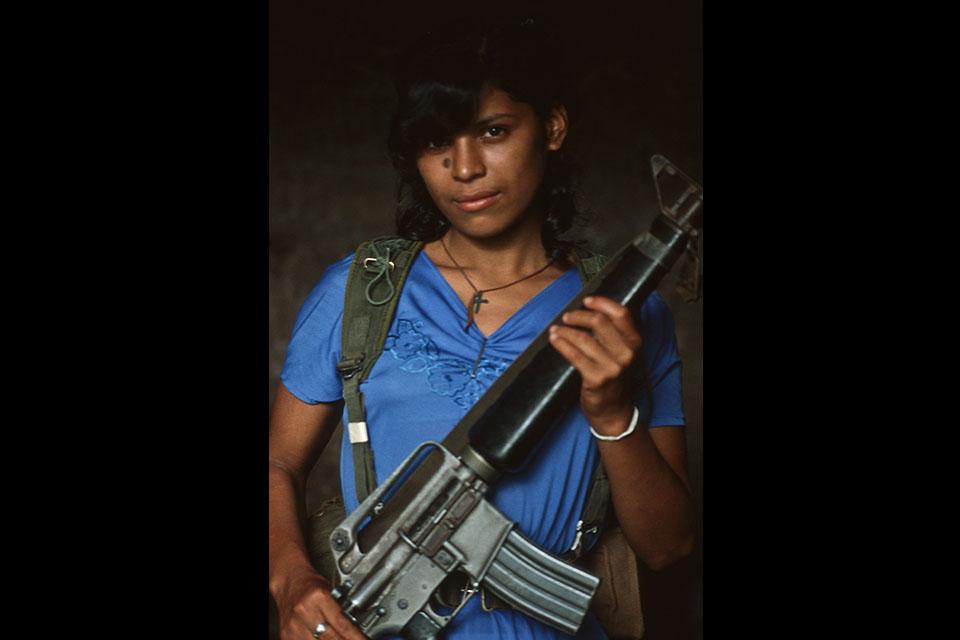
[451,137,485,182]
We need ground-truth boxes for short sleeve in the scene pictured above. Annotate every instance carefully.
[635,291,686,427]
[279,254,354,404]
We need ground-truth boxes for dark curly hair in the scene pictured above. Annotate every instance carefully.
[386,16,588,264]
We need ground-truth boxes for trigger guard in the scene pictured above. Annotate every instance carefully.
[432,572,471,609]
[420,579,480,630]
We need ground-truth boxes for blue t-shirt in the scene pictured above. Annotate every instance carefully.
[281,249,685,639]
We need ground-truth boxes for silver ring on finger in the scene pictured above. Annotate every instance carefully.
[312,622,327,638]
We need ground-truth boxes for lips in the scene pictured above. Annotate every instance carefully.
[453,191,501,212]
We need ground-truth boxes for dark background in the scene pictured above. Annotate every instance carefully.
[269,1,702,637]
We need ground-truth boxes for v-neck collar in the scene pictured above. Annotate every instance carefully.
[418,250,578,342]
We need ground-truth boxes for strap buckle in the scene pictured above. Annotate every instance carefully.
[336,356,364,380]
[363,257,395,271]
[563,519,600,562]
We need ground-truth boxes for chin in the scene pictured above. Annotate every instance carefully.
[447,214,517,239]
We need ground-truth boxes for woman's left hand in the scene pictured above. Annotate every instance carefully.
[548,295,643,436]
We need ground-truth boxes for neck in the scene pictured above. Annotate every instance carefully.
[441,218,552,280]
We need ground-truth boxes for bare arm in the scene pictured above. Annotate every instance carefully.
[549,296,696,571]
[269,384,364,640]
[594,421,695,570]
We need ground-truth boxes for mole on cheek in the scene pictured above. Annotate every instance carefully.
[442,158,451,168]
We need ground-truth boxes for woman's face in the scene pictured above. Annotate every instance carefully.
[416,85,567,241]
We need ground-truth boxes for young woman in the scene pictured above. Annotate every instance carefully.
[269,18,696,640]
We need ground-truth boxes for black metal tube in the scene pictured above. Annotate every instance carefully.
[463,214,691,476]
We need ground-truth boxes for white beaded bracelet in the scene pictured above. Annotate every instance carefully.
[589,407,641,442]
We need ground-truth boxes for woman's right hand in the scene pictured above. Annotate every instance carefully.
[270,391,360,638]
[274,567,366,640]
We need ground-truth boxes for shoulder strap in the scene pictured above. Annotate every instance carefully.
[573,250,607,285]
[564,247,615,562]
[337,235,423,503]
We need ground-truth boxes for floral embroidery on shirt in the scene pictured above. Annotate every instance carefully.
[385,318,511,408]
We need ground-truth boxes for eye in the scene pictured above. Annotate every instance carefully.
[423,139,450,152]
[482,126,507,139]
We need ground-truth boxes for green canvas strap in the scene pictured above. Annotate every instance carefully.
[565,248,614,561]
[337,236,424,504]
[574,253,607,284]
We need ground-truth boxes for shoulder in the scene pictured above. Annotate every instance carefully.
[634,290,676,354]
[642,289,671,317]
[297,236,422,316]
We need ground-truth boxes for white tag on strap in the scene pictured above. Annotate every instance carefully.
[348,421,369,444]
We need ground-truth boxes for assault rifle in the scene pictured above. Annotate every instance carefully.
[328,155,703,639]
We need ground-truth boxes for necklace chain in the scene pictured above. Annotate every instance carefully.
[439,235,554,332]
